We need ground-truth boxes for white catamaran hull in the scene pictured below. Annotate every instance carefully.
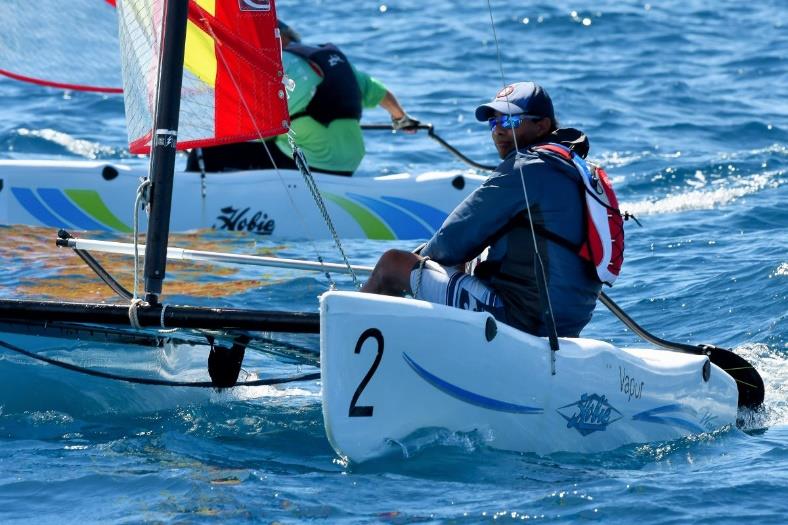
[0,160,483,239]
[0,326,213,415]
[320,291,739,462]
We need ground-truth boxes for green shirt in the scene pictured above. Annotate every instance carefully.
[274,50,388,173]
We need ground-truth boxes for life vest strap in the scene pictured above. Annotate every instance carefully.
[533,143,572,160]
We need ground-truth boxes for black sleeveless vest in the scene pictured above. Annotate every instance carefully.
[284,43,363,126]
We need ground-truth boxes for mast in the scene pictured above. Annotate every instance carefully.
[142,0,189,304]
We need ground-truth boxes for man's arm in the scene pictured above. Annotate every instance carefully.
[353,66,419,130]
[422,163,530,266]
[378,90,407,121]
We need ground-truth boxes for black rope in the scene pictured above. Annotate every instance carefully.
[0,338,319,388]
[424,126,497,171]
[599,291,764,408]
[57,229,133,300]
[360,123,496,171]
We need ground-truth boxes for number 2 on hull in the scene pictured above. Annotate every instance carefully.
[348,328,384,417]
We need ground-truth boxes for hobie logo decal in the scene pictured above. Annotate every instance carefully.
[557,393,622,436]
[238,0,271,11]
[327,54,345,67]
[214,206,275,235]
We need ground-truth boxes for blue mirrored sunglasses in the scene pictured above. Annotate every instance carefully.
[487,114,541,130]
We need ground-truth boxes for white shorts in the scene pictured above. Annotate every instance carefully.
[409,260,505,317]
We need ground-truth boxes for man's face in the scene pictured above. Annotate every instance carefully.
[490,111,549,159]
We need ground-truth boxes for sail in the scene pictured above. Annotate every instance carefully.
[117,0,289,154]
[0,0,122,93]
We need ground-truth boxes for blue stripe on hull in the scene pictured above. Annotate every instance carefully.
[346,193,432,239]
[11,188,68,228]
[631,404,706,433]
[380,196,448,232]
[37,188,110,231]
[403,353,543,414]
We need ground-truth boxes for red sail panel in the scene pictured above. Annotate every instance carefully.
[179,0,289,150]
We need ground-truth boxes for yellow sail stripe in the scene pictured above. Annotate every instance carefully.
[184,0,217,88]
[193,0,215,12]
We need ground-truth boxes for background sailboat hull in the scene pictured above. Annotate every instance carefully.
[0,159,482,239]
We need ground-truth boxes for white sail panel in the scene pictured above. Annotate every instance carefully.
[0,0,122,93]
[117,0,289,154]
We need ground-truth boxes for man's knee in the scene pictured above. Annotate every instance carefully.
[381,249,421,274]
[371,249,421,294]
[379,248,415,264]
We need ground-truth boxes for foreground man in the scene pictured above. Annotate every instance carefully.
[361,82,601,337]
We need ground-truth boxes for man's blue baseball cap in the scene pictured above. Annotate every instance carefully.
[475,82,555,122]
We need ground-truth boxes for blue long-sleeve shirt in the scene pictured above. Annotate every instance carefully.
[422,132,601,336]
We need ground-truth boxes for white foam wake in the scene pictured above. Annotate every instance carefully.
[620,171,783,216]
[736,343,788,428]
[16,128,117,159]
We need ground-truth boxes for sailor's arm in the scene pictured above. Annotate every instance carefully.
[422,170,526,266]
[353,66,419,130]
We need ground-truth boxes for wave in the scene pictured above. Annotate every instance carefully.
[737,343,788,428]
[8,128,123,159]
[620,170,784,216]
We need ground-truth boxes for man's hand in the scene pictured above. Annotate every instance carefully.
[391,114,421,133]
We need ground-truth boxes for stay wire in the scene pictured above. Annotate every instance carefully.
[485,1,560,355]
[292,143,360,288]
[202,17,350,289]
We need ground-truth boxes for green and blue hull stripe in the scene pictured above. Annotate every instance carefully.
[346,193,432,239]
[37,188,111,231]
[380,196,447,232]
[322,193,395,239]
[12,187,131,232]
[325,192,449,240]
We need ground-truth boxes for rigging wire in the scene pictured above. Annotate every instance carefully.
[200,16,357,289]
[132,178,151,303]
[128,177,152,329]
[292,143,361,288]
[0,338,319,388]
[485,1,560,362]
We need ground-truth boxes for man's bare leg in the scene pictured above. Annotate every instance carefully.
[360,249,422,296]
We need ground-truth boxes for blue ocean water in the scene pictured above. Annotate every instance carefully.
[1,0,787,523]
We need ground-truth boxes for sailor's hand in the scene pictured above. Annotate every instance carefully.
[391,114,421,133]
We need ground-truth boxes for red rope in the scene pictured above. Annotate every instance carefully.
[0,68,123,94]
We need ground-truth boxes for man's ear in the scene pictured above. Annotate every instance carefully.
[535,117,552,138]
